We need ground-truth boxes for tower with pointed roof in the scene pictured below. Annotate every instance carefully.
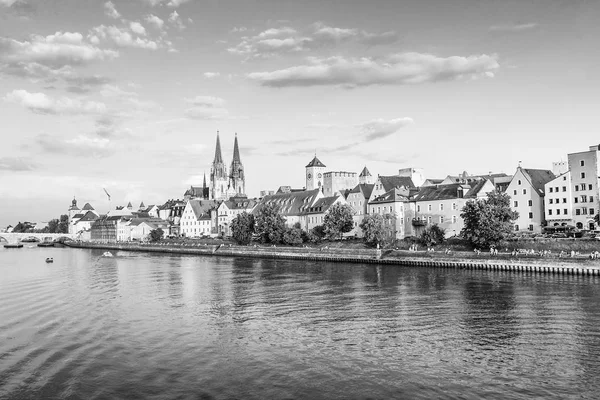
[359,166,375,185]
[306,155,326,190]
[210,131,229,200]
[228,133,245,196]
[202,172,210,200]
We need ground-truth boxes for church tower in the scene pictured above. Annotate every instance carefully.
[210,131,229,200]
[229,133,245,196]
[306,155,326,190]
[202,172,210,200]
[359,166,375,185]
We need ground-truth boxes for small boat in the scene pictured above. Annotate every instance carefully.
[21,237,40,243]
[38,242,55,247]
[102,251,113,257]
[3,243,23,248]
[45,258,54,263]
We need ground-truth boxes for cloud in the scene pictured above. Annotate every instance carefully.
[100,84,138,98]
[104,1,120,19]
[0,0,19,6]
[489,23,539,32]
[89,25,158,49]
[184,96,229,119]
[168,11,185,30]
[358,117,414,141]
[0,157,36,171]
[248,53,499,88]
[167,0,190,7]
[0,32,118,68]
[139,0,190,6]
[145,14,164,29]
[130,22,147,36]
[203,72,220,78]
[230,26,247,33]
[4,89,107,115]
[35,133,114,158]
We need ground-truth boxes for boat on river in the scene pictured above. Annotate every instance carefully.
[102,251,113,257]
[45,258,54,263]
[3,244,24,248]
[37,242,55,247]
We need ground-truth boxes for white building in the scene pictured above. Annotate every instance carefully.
[506,167,555,233]
[567,145,600,230]
[544,171,573,227]
[217,197,257,236]
[180,199,218,238]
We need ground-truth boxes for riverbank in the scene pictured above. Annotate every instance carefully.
[64,241,600,276]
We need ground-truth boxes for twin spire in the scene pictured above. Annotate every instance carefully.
[213,130,241,164]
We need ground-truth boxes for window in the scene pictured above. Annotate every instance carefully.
[563,198,567,203]
[523,189,527,195]
[582,195,588,202]
[581,172,586,179]
[563,176,567,181]
[581,160,585,167]
[440,204,444,211]
[575,185,579,191]
[556,209,560,215]
[591,196,594,202]
[417,205,421,212]
[548,209,553,215]
[528,200,533,206]
[514,225,519,231]
[582,207,588,214]
[514,189,518,195]
[575,198,579,203]
[591,209,595,215]
[562,186,567,192]
[576,209,581,216]
[518,180,522,185]
[440,216,444,223]
[589,184,593,191]
[549,199,553,204]
[564,209,568,214]
[452,202,457,210]
[514,201,518,207]
[528,212,533,219]
[549,188,553,193]
[529,224,534,231]
[427,216,432,223]
[428,204,432,211]
[452,215,457,223]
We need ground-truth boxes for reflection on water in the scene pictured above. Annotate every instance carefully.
[1,247,600,399]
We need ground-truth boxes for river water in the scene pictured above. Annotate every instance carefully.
[1,246,599,399]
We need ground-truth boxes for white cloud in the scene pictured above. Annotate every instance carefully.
[185,96,225,107]
[104,1,121,19]
[0,32,119,67]
[0,0,19,6]
[4,89,107,115]
[145,14,164,29]
[184,96,228,119]
[203,72,220,78]
[358,117,414,140]
[489,23,539,32]
[168,0,190,7]
[0,157,36,171]
[130,22,147,36]
[168,11,185,30]
[89,25,158,49]
[230,26,247,33]
[35,133,114,157]
[248,53,499,88]
[100,84,138,98]
[256,27,297,39]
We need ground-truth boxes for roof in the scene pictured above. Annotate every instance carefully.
[412,181,490,202]
[128,218,169,228]
[379,175,415,192]
[139,201,145,208]
[232,133,241,163]
[349,183,374,200]
[253,188,321,217]
[159,199,185,210]
[303,195,340,215]
[82,203,94,211]
[187,199,218,220]
[184,186,205,197]
[77,211,99,222]
[222,198,257,210]
[359,166,371,177]
[521,168,556,194]
[213,132,223,164]
[127,202,133,208]
[72,213,84,219]
[305,156,326,168]
[370,188,410,204]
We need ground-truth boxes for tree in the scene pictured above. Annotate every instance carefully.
[149,228,164,242]
[47,219,60,234]
[57,214,69,234]
[419,224,446,247]
[283,226,303,245]
[359,213,394,248]
[323,203,355,240]
[231,212,255,245]
[254,203,286,244]
[307,225,326,243]
[460,191,519,248]
[13,221,34,233]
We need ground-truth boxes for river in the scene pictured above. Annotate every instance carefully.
[1,246,599,399]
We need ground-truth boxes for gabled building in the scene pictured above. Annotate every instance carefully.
[358,166,375,185]
[506,167,555,233]
[368,187,412,240]
[301,195,347,232]
[253,188,322,228]
[128,218,170,241]
[72,210,99,235]
[217,196,258,236]
[567,144,600,230]
[323,171,358,197]
[158,199,186,236]
[346,183,374,237]
[368,175,415,204]
[180,199,219,237]
[544,171,573,228]
[411,180,495,238]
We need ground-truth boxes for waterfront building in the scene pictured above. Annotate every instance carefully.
[411,180,495,238]
[301,195,347,233]
[253,188,322,228]
[323,171,359,197]
[68,199,99,234]
[345,183,374,237]
[217,196,258,237]
[158,199,186,236]
[128,219,170,241]
[209,132,246,201]
[506,167,555,233]
[72,211,99,237]
[368,175,415,205]
[180,199,219,238]
[368,187,412,240]
[544,171,573,228]
[567,145,600,230]
[305,155,326,191]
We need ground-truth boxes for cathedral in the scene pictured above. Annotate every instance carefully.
[183,132,246,201]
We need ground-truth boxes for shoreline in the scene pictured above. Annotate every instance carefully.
[63,241,600,276]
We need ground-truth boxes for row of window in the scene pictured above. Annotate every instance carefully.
[574,195,594,203]
[548,198,567,204]
[575,208,595,216]
[548,186,567,193]
[514,225,535,231]
[575,184,593,191]
[513,200,533,207]
[547,209,569,216]
[416,203,458,212]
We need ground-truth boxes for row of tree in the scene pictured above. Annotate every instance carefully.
[11,215,69,234]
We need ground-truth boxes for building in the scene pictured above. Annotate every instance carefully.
[368,187,411,240]
[544,171,573,228]
[368,175,415,204]
[184,173,210,201]
[398,168,426,187]
[68,199,99,234]
[180,199,219,237]
[506,167,555,233]
[305,155,326,190]
[323,171,358,197]
[217,196,258,236]
[253,189,322,228]
[128,218,170,241]
[345,183,374,237]
[567,144,600,230]
[358,166,375,185]
[301,195,346,232]
[411,180,495,238]
[210,132,246,200]
[158,199,186,236]
[91,215,119,242]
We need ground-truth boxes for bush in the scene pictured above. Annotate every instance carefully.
[283,226,303,246]
[149,228,164,242]
[359,213,394,248]
[231,212,255,245]
[307,225,326,243]
[419,224,446,247]
[323,203,355,240]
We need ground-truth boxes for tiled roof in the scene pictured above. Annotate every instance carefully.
[359,166,371,177]
[223,198,257,210]
[521,168,555,194]
[188,199,218,220]
[72,213,84,219]
[379,175,415,192]
[370,188,410,204]
[253,188,321,217]
[349,183,374,200]
[303,195,340,215]
[305,156,326,168]
[77,211,99,222]
[82,203,94,210]
[412,181,489,202]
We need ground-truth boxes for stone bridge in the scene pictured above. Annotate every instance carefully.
[0,232,76,245]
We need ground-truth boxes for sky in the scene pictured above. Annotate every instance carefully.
[1,0,599,226]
